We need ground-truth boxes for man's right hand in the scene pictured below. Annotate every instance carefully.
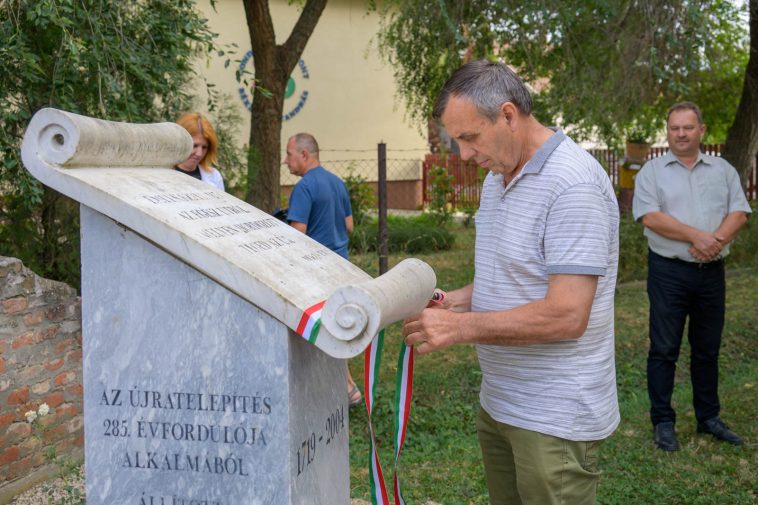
[403,308,464,355]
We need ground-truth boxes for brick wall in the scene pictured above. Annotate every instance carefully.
[0,256,83,498]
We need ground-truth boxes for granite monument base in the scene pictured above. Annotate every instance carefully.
[81,206,349,505]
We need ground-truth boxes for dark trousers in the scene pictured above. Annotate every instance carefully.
[646,250,725,426]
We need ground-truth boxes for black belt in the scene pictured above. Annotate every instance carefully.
[649,250,724,270]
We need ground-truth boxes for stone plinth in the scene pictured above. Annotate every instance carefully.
[82,207,348,504]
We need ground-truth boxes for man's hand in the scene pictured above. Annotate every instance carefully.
[641,212,725,262]
[404,274,597,353]
[688,246,710,262]
[689,230,723,262]
[403,308,463,355]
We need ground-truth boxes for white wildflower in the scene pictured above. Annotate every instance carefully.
[38,403,50,416]
[25,410,37,423]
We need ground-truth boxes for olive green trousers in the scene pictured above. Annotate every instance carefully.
[476,408,603,505]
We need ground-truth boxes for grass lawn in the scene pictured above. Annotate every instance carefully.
[347,223,757,504]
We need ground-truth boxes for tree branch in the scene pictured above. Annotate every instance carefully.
[279,0,328,75]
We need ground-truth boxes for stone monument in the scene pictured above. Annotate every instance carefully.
[21,108,436,505]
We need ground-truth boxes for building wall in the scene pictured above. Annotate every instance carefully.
[195,0,427,186]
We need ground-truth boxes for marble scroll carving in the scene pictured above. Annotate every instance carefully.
[21,108,437,358]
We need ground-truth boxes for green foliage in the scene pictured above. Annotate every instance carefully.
[375,1,498,128]
[375,0,748,145]
[343,166,376,226]
[624,117,661,144]
[460,204,478,228]
[427,165,455,225]
[726,201,758,267]
[25,402,85,504]
[0,0,216,288]
[0,187,81,286]
[42,462,85,505]
[617,213,650,283]
[350,214,455,255]
[210,94,249,200]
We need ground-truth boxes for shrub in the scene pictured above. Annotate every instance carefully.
[0,1,215,290]
[212,94,249,200]
[427,166,455,225]
[350,214,455,255]
[726,200,758,268]
[343,167,375,226]
[617,213,649,283]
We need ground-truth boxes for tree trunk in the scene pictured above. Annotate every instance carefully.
[722,0,758,189]
[243,0,327,213]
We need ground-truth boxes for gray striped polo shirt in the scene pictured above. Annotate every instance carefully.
[472,130,620,441]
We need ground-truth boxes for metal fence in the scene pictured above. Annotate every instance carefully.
[281,153,425,210]
[423,147,758,208]
[421,153,485,209]
[278,145,758,211]
[585,144,755,187]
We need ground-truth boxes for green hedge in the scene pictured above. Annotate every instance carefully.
[350,202,757,282]
[617,213,649,283]
[349,215,455,255]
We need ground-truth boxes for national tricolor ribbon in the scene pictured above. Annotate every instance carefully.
[392,341,414,505]
[364,330,415,505]
[296,300,325,344]
[364,330,390,505]
[297,305,415,505]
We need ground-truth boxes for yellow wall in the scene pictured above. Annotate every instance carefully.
[195,0,427,184]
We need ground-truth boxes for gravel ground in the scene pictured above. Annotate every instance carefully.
[10,472,85,504]
[10,472,441,505]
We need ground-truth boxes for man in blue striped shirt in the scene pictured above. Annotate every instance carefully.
[404,60,619,505]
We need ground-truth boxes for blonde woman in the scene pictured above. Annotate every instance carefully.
[175,112,224,190]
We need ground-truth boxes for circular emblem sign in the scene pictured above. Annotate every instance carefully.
[237,50,310,121]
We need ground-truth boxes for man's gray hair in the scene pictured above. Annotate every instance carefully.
[667,102,703,124]
[433,59,533,122]
[292,133,320,156]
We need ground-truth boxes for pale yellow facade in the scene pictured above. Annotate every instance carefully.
[195,0,427,185]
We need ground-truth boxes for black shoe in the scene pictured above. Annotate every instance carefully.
[654,421,680,451]
[697,417,744,445]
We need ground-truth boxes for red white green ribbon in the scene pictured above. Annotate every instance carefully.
[296,300,325,344]
[364,330,390,504]
[297,305,415,505]
[392,341,414,505]
[363,330,415,505]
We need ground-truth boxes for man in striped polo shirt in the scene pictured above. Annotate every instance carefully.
[403,60,620,504]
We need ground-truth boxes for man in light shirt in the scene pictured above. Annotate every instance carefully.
[633,101,751,451]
